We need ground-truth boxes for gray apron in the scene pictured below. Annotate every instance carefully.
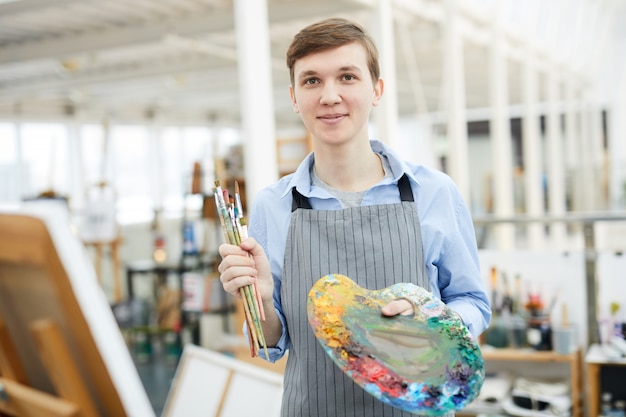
[281,174,436,417]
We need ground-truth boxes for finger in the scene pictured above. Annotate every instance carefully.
[220,272,256,296]
[238,237,258,251]
[381,299,414,317]
[218,242,248,258]
[218,252,256,273]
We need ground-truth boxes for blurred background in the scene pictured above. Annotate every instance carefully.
[1,0,625,228]
[1,1,626,415]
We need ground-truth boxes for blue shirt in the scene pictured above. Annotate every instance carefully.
[248,140,491,362]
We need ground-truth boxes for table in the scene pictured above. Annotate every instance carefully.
[477,347,584,417]
[124,259,234,341]
[585,343,626,417]
[125,259,182,300]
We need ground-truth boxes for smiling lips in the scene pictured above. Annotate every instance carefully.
[318,113,347,123]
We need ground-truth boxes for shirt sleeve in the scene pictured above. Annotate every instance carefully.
[242,303,289,362]
[417,167,491,339]
[437,196,492,338]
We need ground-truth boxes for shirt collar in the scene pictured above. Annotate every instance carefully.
[369,140,421,186]
[279,153,314,199]
[280,139,421,199]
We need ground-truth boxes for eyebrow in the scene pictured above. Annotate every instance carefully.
[338,65,362,74]
[297,70,318,82]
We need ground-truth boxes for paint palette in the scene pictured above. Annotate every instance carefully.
[307,274,484,416]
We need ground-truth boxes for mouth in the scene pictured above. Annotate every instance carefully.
[317,113,347,122]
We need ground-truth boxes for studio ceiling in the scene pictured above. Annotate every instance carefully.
[0,0,623,126]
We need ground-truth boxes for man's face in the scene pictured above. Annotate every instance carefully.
[289,42,383,147]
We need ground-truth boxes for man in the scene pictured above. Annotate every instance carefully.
[218,17,491,417]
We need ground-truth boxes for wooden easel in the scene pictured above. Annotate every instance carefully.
[83,237,123,303]
[0,208,155,417]
[81,180,123,302]
[0,315,98,417]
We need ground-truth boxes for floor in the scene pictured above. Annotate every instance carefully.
[115,295,234,416]
[113,296,183,415]
[135,355,178,416]
[131,337,178,416]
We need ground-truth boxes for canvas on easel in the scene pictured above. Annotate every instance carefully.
[162,344,283,417]
[0,201,156,417]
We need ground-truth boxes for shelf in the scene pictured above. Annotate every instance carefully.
[482,347,579,363]
[585,343,626,365]
[469,347,584,417]
[585,344,626,417]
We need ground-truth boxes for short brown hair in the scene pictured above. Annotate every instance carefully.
[286,17,380,87]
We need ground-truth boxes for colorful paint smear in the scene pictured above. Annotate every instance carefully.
[307,274,484,416]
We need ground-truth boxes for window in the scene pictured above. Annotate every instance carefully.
[109,125,152,224]
[80,124,107,189]
[0,123,18,203]
[20,123,69,198]
[161,126,215,217]
[0,120,230,226]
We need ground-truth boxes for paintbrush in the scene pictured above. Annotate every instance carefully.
[513,274,522,315]
[214,179,268,358]
[490,266,500,314]
[547,288,561,316]
[562,303,569,328]
[500,272,513,314]
[234,181,265,322]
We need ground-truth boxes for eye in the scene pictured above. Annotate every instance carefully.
[303,78,319,86]
[342,74,356,81]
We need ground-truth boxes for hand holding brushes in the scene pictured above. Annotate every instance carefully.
[214,179,267,358]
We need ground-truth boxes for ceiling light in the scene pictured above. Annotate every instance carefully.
[60,58,82,72]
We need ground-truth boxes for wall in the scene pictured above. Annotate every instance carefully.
[479,250,588,348]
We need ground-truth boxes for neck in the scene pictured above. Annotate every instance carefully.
[313,142,384,192]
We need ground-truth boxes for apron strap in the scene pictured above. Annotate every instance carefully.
[398,173,414,202]
[291,173,414,212]
[291,187,313,212]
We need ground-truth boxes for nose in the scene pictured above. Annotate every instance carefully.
[320,82,341,105]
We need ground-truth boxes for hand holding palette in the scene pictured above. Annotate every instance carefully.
[307,274,484,415]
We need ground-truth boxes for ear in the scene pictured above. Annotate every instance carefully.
[289,85,299,113]
[372,77,384,107]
